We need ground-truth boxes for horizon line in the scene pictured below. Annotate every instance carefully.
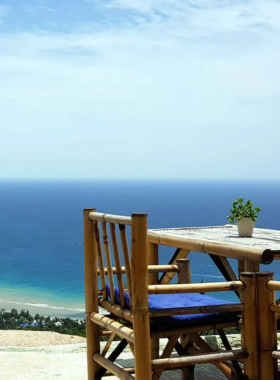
[0,178,279,182]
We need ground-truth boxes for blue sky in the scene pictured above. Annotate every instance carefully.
[1,0,280,179]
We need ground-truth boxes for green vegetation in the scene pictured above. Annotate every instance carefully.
[0,308,86,337]
[227,198,261,223]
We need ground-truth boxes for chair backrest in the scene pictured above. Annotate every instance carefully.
[86,210,148,312]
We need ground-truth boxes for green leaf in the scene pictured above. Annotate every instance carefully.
[227,197,261,224]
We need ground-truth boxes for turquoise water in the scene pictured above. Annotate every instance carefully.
[0,179,279,314]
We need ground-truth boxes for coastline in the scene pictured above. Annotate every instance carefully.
[0,299,85,319]
[0,283,85,318]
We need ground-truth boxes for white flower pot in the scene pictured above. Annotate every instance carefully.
[237,218,255,237]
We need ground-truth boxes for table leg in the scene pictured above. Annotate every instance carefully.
[244,260,259,272]
[238,260,244,279]
[209,254,240,298]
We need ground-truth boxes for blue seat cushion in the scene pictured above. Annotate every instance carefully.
[106,284,240,328]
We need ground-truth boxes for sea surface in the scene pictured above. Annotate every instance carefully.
[0,179,280,316]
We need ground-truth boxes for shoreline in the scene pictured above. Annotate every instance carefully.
[0,300,85,319]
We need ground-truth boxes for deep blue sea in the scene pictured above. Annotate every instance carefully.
[0,179,280,315]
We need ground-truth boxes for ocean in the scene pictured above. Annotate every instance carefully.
[0,179,280,317]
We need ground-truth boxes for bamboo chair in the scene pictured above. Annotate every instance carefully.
[84,210,255,380]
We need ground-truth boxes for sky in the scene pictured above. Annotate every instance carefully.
[0,0,280,180]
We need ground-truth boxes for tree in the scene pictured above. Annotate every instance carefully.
[11,309,18,318]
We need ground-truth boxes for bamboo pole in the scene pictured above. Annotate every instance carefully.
[103,368,135,376]
[188,332,235,379]
[159,249,190,285]
[93,221,107,299]
[271,351,280,359]
[205,244,272,264]
[100,330,114,337]
[256,272,278,380]
[131,213,152,380]
[240,272,259,380]
[119,224,132,297]
[177,259,191,284]
[180,334,192,349]
[89,212,132,225]
[150,303,244,317]
[101,221,116,304]
[84,209,100,379]
[267,280,280,291]
[104,366,200,377]
[101,332,116,357]
[148,242,159,290]
[148,281,244,294]
[148,232,274,264]
[98,264,179,275]
[148,242,160,361]
[98,299,133,323]
[148,264,179,273]
[90,312,134,342]
[244,260,260,272]
[176,259,192,380]
[128,341,134,355]
[152,335,180,380]
[181,345,195,380]
[218,256,238,281]
[110,223,126,308]
[151,349,248,370]
[269,304,280,313]
[238,260,244,279]
[93,353,134,380]
[208,255,240,298]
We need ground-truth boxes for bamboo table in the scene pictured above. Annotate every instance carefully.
[148,225,280,377]
[148,225,280,288]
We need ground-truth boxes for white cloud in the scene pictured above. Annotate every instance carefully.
[0,0,280,179]
[101,0,280,36]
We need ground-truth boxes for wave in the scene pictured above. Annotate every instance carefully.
[192,274,224,279]
[0,298,85,312]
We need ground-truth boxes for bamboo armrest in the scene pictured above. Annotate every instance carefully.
[148,265,179,273]
[98,265,179,276]
[148,281,245,294]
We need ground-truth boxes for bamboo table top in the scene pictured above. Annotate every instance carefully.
[148,225,280,264]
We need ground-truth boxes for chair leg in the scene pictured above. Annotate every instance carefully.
[181,366,195,380]
[152,335,180,380]
[175,341,195,380]
[151,337,160,359]
[217,329,244,380]
[94,339,128,380]
[86,316,100,379]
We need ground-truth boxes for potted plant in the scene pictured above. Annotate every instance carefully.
[227,198,261,237]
